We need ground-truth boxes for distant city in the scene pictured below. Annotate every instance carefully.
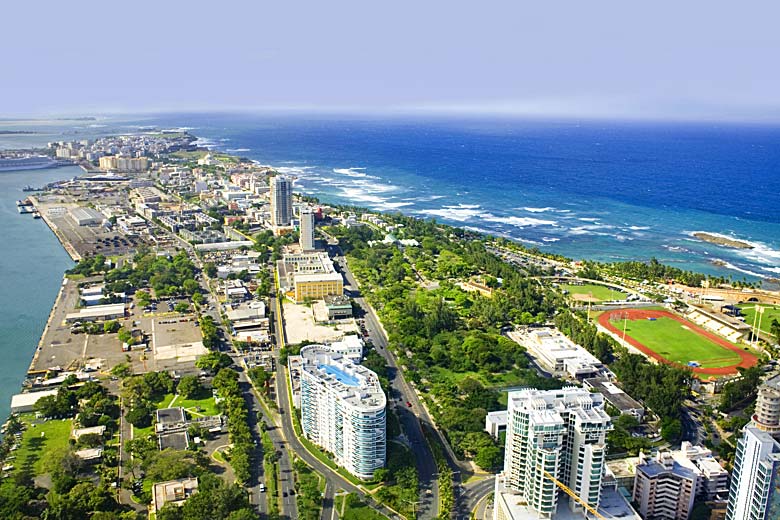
[0,128,779,520]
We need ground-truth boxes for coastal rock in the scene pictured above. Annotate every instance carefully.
[693,232,753,250]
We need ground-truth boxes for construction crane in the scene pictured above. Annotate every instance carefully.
[539,467,607,520]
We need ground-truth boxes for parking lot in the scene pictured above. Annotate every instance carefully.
[282,300,359,344]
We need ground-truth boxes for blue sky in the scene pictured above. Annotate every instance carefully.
[3,0,780,120]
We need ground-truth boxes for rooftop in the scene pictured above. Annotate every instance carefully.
[300,345,385,411]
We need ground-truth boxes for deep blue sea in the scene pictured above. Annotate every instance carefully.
[138,113,780,283]
[1,113,779,417]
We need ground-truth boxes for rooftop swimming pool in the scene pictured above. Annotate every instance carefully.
[318,363,360,386]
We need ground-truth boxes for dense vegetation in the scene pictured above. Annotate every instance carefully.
[330,217,561,468]
[103,248,200,297]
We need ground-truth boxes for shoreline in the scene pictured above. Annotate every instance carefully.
[30,196,82,261]
[26,276,69,375]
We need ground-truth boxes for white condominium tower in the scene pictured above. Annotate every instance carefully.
[299,345,386,479]
[726,426,780,520]
[498,387,612,519]
[299,209,315,251]
[270,175,293,227]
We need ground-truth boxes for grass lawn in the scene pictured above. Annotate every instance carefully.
[10,416,72,478]
[738,304,780,336]
[612,316,742,368]
[337,493,389,520]
[152,392,220,417]
[562,283,627,302]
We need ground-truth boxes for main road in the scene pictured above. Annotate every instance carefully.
[327,238,460,519]
[270,293,403,520]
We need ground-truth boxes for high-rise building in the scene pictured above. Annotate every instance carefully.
[299,346,386,479]
[495,387,612,520]
[726,427,780,520]
[751,375,780,438]
[270,175,293,228]
[299,209,315,251]
[633,442,729,520]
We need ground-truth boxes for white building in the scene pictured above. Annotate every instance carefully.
[299,346,386,479]
[726,426,780,520]
[299,209,315,251]
[633,442,729,520]
[270,175,293,228]
[510,328,605,380]
[751,374,780,438]
[326,334,364,363]
[496,387,612,520]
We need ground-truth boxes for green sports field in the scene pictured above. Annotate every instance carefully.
[738,304,780,336]
[611,316,742,369]
[562,283,627,302]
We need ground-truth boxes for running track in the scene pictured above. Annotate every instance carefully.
[598,309,758,376]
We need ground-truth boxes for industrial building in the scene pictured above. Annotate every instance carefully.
[69,207,106,226]
[298,345,386,479]
[65,303,125,323]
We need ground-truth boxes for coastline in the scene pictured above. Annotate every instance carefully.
[26,276,69,374]
[30,196,82,261]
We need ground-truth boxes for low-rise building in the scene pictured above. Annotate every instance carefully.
[65,303,125,323]
[485,410,507,440]
[10,389,59,413]
[152,478,199,513]
[69,207,105,226]
[584,378,645,421]
[313,294,353,322]
[509,327,606,380]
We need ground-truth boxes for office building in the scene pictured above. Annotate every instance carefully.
[509,328,606,380]
[299,346,386,479]
[299,208,315,251]
[270,175,293,228]
[496,387,612,520]
[726,427,780,520]
[633,442,729,520]
[278,252,344,302]
[751,375,780,438]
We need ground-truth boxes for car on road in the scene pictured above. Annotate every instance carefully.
[406,401,412,407]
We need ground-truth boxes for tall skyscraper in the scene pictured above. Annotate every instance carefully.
[299,345,386,479]
[495,387,612,520]
[726,426,780,520]
[270,175,293,228]
[299,209,315,251]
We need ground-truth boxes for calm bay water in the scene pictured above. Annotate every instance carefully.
[0,167,76,421]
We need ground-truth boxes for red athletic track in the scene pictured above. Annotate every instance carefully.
[597,309,758,376]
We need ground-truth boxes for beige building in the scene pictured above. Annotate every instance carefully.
[99,155,149,172]
[751,374,780,438]
[633,443,729,520]
[152,477,199,513]
[278,252,343,302]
